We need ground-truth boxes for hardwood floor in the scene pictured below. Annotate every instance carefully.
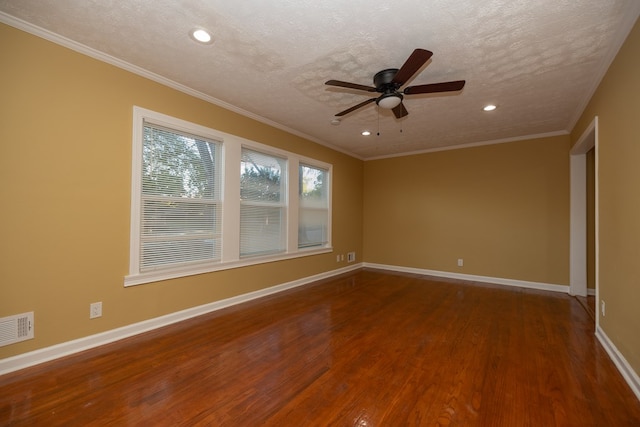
[1,269,639,426]
[575,294,596,322]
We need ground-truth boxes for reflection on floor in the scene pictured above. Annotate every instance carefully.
[575,294,596,321]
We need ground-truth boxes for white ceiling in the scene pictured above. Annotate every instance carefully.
[1,1,639,159]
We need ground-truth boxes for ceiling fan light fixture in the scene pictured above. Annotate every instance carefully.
[377,93,403,109]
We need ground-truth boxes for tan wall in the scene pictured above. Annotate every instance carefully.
[0,24,363,358]
[571,18,640,375]
[363,135,570,286]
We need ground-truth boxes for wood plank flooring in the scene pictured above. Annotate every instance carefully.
[1,269,639,426]
[575,295,596,322]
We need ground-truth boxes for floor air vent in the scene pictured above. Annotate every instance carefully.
[0,312,34,347]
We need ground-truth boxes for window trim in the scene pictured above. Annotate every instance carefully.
[126,107,332,287]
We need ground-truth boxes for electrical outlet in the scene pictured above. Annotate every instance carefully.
[601,300,605,317]
[341,254,345,261]
[457,258,464,267]
[90,302,102,319]
[336,254,340,262]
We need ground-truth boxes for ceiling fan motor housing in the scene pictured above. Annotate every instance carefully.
[374,68,403,108]
[373,68,401,92]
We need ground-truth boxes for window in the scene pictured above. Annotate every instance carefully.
[299,164,329,248]
[240,148,287,257]
[140,123,222,270]
[127,107,332,286]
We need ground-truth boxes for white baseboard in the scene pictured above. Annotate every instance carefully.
[0,263,362,376]
[363,262,569,293]
[595,325,640,401]
[588,288,596,296]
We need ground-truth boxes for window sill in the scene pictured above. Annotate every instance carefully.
[124,246,333,287]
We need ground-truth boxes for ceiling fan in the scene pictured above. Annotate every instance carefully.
[325,49,465,119]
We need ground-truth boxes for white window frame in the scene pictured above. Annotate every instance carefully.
[126,107,332,286]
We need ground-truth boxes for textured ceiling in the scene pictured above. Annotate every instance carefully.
[1,0,639,159]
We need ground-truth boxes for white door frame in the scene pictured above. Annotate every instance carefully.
[569,116,598,299]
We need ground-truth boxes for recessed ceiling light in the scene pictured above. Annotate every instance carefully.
[190,28,213,44]
[362,131,371,136]
[483,104,497,111]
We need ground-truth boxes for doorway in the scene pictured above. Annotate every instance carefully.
[570,117,598,321]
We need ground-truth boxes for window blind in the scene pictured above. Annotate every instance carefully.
[141,122,222,270]
[240,148,286,257]
[298,164,329,248]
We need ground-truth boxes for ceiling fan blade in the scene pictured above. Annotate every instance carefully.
[335,98,377,116]
[392,49,433,86]
[392,102,409,119]
[403,80,466,95]
[325,80,377,92]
